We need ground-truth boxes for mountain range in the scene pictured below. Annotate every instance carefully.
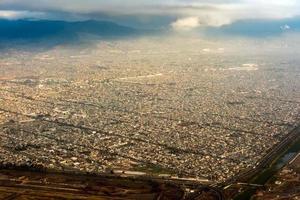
[0,19,139,41]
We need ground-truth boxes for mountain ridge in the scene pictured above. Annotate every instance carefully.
[0,19,138,41]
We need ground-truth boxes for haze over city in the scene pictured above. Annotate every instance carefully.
[0,1,300,200]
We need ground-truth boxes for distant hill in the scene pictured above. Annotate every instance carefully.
[0,19,138,41]
[206,18,300,37]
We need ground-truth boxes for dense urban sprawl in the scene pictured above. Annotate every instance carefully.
[0,38,299,182]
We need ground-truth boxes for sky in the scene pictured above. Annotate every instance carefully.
[0,0,299,30]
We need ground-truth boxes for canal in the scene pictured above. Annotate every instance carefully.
[234,130,300,200]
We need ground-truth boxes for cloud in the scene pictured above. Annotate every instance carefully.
[0,10,45,19]
[280,24,291,31]
[0,0,300,30]
[171,17,200,30]
[171,15,232,30]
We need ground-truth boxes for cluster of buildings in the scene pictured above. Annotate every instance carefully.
[0,39,299,182]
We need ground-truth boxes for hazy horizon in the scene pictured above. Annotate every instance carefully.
[0,1,300,199]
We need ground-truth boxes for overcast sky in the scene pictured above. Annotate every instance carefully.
[0,0,299,30]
